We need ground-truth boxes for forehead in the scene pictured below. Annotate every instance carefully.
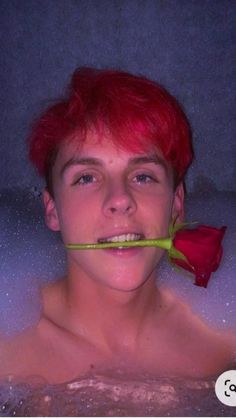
[51,131,175,188]
[55,130,167,168]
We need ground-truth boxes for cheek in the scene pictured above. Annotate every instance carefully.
[142,193,174,233]
[56,194,100,241]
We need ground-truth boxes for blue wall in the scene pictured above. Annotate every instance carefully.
[1,0,235,192]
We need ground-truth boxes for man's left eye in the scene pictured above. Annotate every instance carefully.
[134,174,156,183]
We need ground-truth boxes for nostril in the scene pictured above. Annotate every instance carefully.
[109,205,132,214]
[103,190,136,216]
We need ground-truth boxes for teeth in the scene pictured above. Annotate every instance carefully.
[99,233,142,243]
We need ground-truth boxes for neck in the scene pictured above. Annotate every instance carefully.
[43,263,163,354]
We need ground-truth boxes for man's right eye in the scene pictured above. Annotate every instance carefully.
[73,174,95,185]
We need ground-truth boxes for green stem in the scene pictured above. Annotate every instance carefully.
[66,237,172,251]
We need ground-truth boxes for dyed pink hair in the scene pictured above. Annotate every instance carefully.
[28,67,193,194]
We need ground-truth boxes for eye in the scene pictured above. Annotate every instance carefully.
[73,174,96,185]
[133,173,157,184]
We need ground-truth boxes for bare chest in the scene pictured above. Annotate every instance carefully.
[1,308,234,384]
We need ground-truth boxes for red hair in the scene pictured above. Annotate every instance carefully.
[28,67,193,192]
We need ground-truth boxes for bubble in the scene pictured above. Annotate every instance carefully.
[0,188,66,336]
[0,372,235,416]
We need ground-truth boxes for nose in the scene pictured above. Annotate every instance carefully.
[102,179,137,217]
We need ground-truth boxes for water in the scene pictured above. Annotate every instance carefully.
[0,372,235,416]
[0,188,65,336]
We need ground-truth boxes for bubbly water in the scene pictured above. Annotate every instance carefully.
[0,371,235,417]
[0,187,236,416]
[0,188,65,336]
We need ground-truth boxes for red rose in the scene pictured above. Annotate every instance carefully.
[170,225,227,288]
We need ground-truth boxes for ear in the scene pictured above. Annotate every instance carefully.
[42,188,60,231]
[171,182,185,224]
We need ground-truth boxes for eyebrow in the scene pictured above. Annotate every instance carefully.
[129,155,168,170]
[60,157,103,178]
[60,154,168,179]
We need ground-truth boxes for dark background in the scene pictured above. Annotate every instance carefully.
[1,0,235,193]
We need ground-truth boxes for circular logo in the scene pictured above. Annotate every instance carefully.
[215,370,236,407]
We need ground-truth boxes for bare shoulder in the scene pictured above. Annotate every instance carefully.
[0,335,8,368]
[0,322,47,381]
[158,286,236,376]
[0,332,23,378]
[159,286,236,343]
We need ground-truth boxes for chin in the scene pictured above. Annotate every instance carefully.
[100,265,156,293]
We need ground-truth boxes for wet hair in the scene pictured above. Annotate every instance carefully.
[28,67,193,196]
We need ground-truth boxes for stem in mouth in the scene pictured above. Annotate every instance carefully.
[66,238,172,250]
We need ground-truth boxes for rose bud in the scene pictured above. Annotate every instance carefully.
[169,225,227,288]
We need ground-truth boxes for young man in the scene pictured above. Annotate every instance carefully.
[1,68,235,384]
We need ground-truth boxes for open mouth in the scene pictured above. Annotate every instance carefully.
[97,233,145,245]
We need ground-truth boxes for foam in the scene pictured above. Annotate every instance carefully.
[0,188,66,336]
[0,372,233,416]
[0,188,235,336]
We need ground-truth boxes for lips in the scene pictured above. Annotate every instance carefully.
[97,232,145,243]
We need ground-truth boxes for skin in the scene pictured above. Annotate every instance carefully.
[0,131,236,384]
